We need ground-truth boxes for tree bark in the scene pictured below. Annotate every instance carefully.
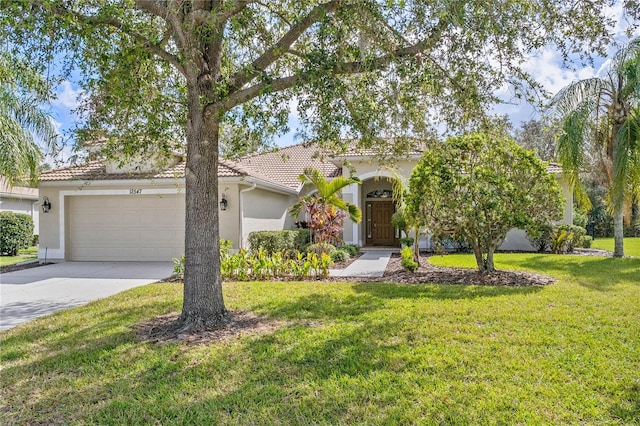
[613,196,625,257]
[178,81,227,331]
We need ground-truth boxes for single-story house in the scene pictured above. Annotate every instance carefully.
[1,177,40,234]
[37,143,572,262]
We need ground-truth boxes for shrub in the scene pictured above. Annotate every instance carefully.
[401,246,418,272]
[551,228,572,254]
[527,224,554,252]
[220,239,232,257]
[0,212,34,256]
[580,235,593,248]
[32,234,39,246]
[624,222,640,237]
[247,229,310,255]
[221,250,333,280]
[558,224,586,252]
[340,244,360,256]
[331,249,350,262]
[306,242,336,257]
[400,237,414,248]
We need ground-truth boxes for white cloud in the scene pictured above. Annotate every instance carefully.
[51,80,83,110]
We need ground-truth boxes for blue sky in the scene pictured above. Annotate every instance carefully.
[44,3,638,163]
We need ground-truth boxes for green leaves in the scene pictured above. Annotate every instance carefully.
[407,132,564,272]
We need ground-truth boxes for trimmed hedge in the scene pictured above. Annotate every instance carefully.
[0,212,34,256]
[248,229,311,255]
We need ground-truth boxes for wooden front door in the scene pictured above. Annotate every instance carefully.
[365,201,398,246]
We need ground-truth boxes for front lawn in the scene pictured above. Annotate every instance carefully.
[1,254,639,424]
[590,236,640,257]
[0,246,38,267]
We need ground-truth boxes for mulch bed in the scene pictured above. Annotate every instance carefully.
[135,311,289,345]
[0,261,47,274]
[368,254,557,286]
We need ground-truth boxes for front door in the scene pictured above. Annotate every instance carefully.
[365,201,398,246]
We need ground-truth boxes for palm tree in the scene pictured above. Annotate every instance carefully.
[290,167,362,243]
[551,38,640,257]
[0,52,57,186]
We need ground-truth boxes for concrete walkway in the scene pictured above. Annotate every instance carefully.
[0,262,174,330]
[330,250,393,278]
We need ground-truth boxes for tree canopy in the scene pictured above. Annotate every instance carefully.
[406,132,564,272]
[2,0,635,330]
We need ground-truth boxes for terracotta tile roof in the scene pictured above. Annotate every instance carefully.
[39,143,341,191]
[237,143,341,190]
[331,138,427,158]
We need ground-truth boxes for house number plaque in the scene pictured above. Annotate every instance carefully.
[129,189,142,194]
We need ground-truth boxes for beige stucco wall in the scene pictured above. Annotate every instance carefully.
[241,187,297,248]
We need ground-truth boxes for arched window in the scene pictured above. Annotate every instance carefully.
[365,189,393,199]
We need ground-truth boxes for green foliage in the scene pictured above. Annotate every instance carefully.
[391,209,409,237]
[573,207,588,228]
[407,132,564,272]
[221,249,332,280]
[339,244,360,256]
[526,224,555,252]
[31,234,39,246]
[551,229,573,254]
[0,212,34,256]
[400,237,414,248]
[247,230,310,255]
[173,239,234,278]
[290,168,361,244]
[0,52,56,185]
[306,242,337,257]
[580,235,593,248]
[551,38,640,257]
[331,249,351,263]
[558,224,587,253]
[400,246,418,272]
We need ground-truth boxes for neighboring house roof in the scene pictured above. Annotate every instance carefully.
[0,177,38,200]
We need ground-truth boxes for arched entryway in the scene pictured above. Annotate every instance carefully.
[360,176,399,246]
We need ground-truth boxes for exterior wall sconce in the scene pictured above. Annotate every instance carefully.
[219,194,228,211]
[42,196,52,213]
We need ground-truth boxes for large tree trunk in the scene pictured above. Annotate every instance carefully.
[178,83,227,331]
[613,196,625,258]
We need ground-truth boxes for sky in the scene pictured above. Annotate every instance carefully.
[44,4,639,164]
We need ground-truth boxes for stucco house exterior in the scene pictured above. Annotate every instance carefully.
[0,177,39,234]
[37,143,572,262]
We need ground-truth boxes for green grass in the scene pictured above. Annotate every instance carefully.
[0,246,38,267]
[1,254,639,424]
[591,236,640,257]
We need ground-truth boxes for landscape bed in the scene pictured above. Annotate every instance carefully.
[0,252,638,424]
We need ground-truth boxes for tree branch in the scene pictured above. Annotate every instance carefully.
[222,13,453,110]
[226,0,343,93]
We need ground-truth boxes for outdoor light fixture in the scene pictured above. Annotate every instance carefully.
[219,194,228,211]
[42,196,52,213]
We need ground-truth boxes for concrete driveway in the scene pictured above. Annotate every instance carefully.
[0,262,174,331]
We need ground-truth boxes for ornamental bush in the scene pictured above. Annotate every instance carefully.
[0,212,34,256]
[247,229,310,255]
[400,246,418,272]
[406,132,564,273]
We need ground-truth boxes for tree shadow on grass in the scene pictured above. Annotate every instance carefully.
[353,282,542,301]
[515,256,640,291]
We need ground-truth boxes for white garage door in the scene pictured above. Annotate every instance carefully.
[68,194,185,261]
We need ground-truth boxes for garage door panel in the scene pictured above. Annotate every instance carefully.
[68,194,185,261]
